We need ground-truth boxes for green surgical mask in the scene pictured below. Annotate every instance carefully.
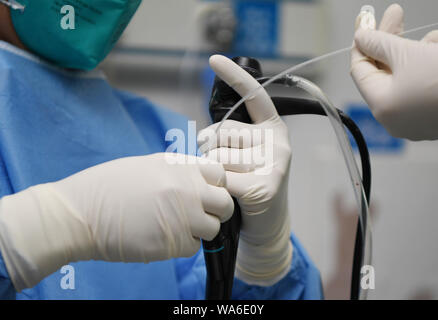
[3,0,142,70]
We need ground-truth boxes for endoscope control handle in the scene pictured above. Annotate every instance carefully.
[203,57,262,300]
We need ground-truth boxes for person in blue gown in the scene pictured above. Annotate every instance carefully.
[0,1,323,300]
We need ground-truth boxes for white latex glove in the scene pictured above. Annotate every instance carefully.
[0,153,234,291]
[198,55,293,286]
[351,3,438,141]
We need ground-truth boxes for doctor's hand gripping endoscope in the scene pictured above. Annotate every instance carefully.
[203,56,372,301]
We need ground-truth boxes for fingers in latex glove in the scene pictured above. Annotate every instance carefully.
[0,153,234,291]
[209,55,278,123]
[57,154,234,255]
[201,56,291,218]
[199,55,293,286]
[422,30,438,43]
[378,3,404,34]
[351,4,438,141]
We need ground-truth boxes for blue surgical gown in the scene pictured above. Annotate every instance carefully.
[0,41,323,300]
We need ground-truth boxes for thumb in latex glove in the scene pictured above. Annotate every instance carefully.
[198,55,293,286]
[351,4,438,141]
[0,153,233,291]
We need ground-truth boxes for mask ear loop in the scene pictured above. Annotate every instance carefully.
[0,0,25,12]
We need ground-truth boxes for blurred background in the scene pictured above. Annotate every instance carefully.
[101,0,438,299]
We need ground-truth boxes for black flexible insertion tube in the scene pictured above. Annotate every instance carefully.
[203,57,258,300]
[272,96,371,300]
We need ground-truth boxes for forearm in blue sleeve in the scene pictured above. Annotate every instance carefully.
[0,251,16,300]
[231,233,323,300]
[174,233,323,300]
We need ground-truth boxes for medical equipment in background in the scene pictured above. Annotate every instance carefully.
[116,0,326,72]
[203,56,372,300]
[202,2,236,51]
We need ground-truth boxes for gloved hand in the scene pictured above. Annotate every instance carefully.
[198,55,293,286]
[0,153,234,291]
[351,3,438,141]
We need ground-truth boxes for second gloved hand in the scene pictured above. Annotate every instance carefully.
[198,55,293,286]
[351,4,438,141]
[0,153,234,291]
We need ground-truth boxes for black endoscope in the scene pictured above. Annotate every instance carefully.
[203,57,371,301]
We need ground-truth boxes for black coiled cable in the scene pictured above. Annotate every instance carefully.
[272,96,371,300]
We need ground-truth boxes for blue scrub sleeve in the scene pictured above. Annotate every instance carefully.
[175,233,324,300]
[0,251,15,299]
[0,234,323,300]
